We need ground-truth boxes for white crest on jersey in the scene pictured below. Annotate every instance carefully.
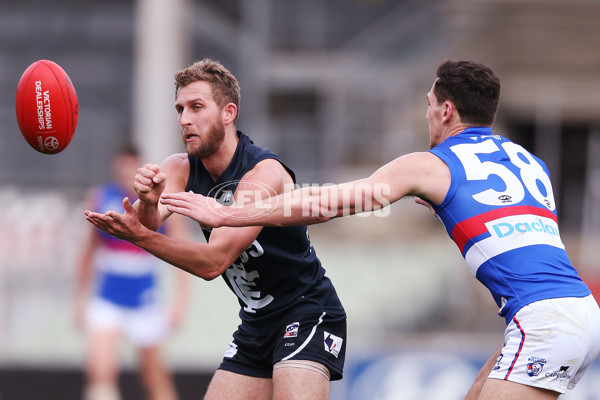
[225,239,274,313]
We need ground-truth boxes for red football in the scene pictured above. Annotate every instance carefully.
[15,60,79,154]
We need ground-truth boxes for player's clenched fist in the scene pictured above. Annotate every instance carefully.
[134,163,167,205]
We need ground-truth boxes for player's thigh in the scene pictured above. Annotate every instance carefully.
[478,378,559,400]
[203,369,272,400]
[272,362,329,400]
[86,329,122,381]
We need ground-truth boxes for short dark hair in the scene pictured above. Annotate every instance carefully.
[433,60,500,126]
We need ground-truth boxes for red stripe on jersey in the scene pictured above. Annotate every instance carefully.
[505,317,525,380]
[452,205,558,253]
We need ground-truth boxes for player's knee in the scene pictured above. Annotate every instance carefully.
[84,383,122,400]
[87,363,118,383]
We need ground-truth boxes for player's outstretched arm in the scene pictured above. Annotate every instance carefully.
[161,151,449,228]
[162,181,390,227]
[84,158,292,281]
[160,192,228,227]
[84,196,249,280]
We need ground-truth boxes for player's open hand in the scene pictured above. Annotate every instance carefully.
[134,163,167,205]
[84,197,147,241]
[161,191,224,228]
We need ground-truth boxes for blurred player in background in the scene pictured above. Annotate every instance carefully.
[84,59,346,400]
[75,146,191,400]
[160,60,600,400]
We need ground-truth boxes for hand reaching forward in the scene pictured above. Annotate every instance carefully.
[134,163,167,205]
[84,197,147,242]
[161,191,225,228]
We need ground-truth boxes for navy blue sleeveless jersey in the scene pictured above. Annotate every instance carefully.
[185,132,345,330]
[428,127,590,323]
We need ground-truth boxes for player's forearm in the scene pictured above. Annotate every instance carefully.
[162,182,388,228]
[130,229,228,280]
[220,186,345,227]
[135,200,164,231]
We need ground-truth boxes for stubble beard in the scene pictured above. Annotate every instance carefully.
[185,119,226,159]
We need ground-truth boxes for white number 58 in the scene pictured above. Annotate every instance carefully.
[450,140,555,210]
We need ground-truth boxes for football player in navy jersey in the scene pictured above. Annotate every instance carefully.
[85,59,346,400]
[161,60,600,400]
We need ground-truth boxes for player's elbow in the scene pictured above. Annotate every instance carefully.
[198,259,231,281]
[200,271,221,281]
[197,266,224,281]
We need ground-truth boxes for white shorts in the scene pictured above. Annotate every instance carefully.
[488,295,600,394]
[85,298,169,347]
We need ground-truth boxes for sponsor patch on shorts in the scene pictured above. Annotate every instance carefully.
[545,365,572,379]
[284,322,299,338]
[324,331,343,358]
[526,357,546,377]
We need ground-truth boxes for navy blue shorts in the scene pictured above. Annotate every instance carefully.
[218,311,347,380]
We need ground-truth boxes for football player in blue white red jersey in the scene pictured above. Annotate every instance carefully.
[161,60,600,400]
[85,59,346,400]
[76,147,190,400]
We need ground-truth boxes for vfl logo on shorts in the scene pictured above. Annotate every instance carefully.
[284,322,299,338]
[324,332,343,358]
[224,342,238,358]
[493,353,503,371]
[526,357,546,376]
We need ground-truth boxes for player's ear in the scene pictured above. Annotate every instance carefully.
[223,103,237,125]
[442,101,454,124]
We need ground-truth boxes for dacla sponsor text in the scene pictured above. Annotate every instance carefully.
[35,81,52,130]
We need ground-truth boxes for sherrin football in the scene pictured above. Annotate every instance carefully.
[15,60,79,154]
